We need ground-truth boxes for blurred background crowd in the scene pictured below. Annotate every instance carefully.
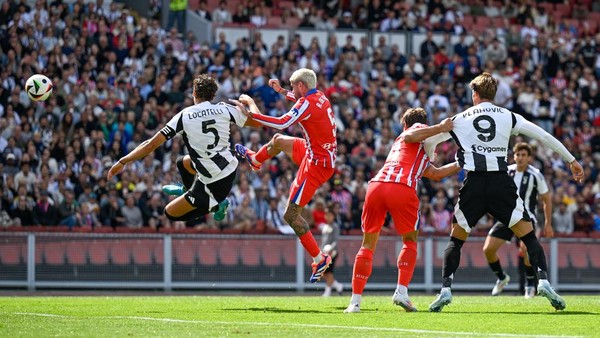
[0,0,599,236]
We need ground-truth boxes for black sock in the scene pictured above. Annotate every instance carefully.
[519,231,548,280]
[525,265,537,287]
[177,157,195,189]
[488,260,506,281]
[442,237,465,288]
[518,256,525,294]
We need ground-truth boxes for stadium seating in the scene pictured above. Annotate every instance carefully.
[0,243,24,265]
[88,240,110,265]
[65,242,88,265]
[240,239,262,266]
[173,239,196,265]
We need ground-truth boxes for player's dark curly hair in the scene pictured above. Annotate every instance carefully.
[401,108,428,128]
[193,74,218,102]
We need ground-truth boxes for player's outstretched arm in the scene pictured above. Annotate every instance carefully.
[516,117,584,183]
[422,161,461,181]
[229,99,262,127]
[107,132,166,179]
[403,118,453,143]
[269,79,296,102]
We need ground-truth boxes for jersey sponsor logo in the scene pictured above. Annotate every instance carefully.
[188,108,225,119]
[471,144,507,153]
[321,142,336,150]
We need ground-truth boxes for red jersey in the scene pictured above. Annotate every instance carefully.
[372,123,430,189]
[252,89,337,168]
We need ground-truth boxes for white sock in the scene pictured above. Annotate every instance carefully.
[312,251,323,264]
[350,293,362,305]
[323,286,332,296]
[441,287,451,293]
[333,280,342,289]
[396,284,408,295]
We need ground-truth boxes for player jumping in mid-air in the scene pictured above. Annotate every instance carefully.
[110,74,258,223]
[232,68,336,283]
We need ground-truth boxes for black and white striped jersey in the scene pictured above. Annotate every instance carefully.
[160,101,248,183]
[449,102,525,172]
[508,164,548,225]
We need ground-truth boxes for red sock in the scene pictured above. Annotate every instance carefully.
[254,144,272,163]
[352,247,374,295]
[299,232,321,258]
[397,241,417,287]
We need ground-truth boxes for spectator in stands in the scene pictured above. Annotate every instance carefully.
[77,202,100,228]
[338,11,357,30]
[57,188,79,229]
[195,0,211,21]
[230,196,257,232]
[167,0,187,35]
[231,3,248,24]
[120,193,143,229]
[32,190,58,226]
[212,1,232,25]
[573,197,594,234]
[249,5,267,27]
[553,202,574,235]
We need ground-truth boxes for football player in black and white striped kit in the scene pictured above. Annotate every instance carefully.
[483,142,554,299]
[428,72,584,313]
[108,74,259,222]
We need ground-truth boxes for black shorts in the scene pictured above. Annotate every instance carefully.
[488,219,537,242]
[184,170,236,211]
[452,171,530,232]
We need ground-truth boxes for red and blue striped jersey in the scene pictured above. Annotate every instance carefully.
[252,88,337,168]
[372,123,431,188]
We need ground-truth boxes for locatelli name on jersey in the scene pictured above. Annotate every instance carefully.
[471,144,508,153]
[188,108,226,119]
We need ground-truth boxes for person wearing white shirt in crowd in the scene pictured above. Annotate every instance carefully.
[553,202,574,235]
[212,1,232,24]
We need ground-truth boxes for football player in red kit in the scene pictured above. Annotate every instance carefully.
[232,68,337,283]
[343,108,460,313]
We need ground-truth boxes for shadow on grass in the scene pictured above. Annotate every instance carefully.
[442,311,598,315]
[224,307,380,313]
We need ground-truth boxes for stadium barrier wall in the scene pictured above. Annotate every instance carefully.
[0,232,598,292]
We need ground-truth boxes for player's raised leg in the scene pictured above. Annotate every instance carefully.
[162,155,195,196]
[235,134,297,170]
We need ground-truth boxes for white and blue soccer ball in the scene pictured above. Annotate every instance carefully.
[25,74,53,101]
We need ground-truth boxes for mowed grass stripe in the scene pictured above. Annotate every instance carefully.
[1,295,599,337]
[10,312,580,338]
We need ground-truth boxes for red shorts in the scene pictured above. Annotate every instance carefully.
[361,182,420,234]
[289,139,334,207]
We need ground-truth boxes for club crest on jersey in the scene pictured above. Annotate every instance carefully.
[292,108,300,116]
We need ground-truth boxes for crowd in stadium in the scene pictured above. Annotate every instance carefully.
[0,0,599,236]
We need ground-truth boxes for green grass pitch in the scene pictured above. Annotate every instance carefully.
[1,294,599,337]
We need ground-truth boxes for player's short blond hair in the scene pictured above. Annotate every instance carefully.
[290,68,317,89]
[469,72,498,101]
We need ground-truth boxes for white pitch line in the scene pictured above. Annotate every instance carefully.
[12,312,582,338]
[14,312,69,318]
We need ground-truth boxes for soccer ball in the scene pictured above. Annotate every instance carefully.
[25,74,53,101]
